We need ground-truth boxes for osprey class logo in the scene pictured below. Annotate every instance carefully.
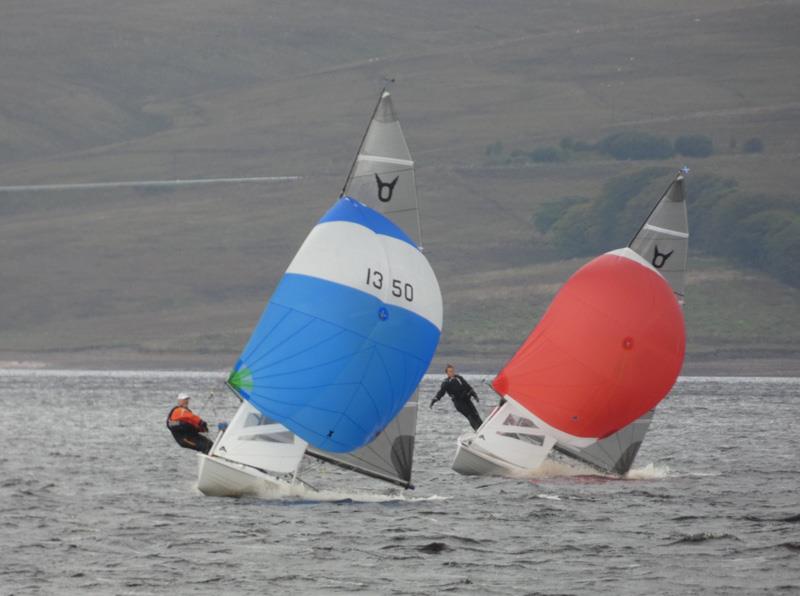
[375,174,399,202]
[652,245,674,269]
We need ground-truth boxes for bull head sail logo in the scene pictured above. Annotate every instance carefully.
[652,245,674,269]
[375,174,399,203]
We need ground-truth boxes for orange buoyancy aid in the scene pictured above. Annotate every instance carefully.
[166,406,204,431]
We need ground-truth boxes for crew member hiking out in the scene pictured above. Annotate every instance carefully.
[430,364,483,430]
[166,393,213,454]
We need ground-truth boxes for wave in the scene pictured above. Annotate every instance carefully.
[744,513,800,523]
[418,542,449,554]
[245,482,450,504]
[668,532,740,545]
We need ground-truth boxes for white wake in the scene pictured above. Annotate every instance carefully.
[624,463,671,479]
[250,482,450,503]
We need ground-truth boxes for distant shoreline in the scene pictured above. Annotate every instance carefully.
[1,350,799,377]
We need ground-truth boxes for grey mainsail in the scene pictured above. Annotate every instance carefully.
[629,173,689,304]
[554,410,655,475]
[555,173,688,475]
[306,394,419,488]
[342,89,423,247]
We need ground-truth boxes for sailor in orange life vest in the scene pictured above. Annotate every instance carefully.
[430,364,483,430]
[166,393,213,454]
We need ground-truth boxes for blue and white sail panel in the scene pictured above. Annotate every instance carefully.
[229,197,442,453]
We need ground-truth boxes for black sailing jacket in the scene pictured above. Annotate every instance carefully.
[433,374,478,403]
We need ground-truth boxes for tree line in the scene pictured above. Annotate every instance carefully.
[535,167,800,288]
[487,132,764,165]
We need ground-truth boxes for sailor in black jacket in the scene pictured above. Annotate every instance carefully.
[430,364,483,430]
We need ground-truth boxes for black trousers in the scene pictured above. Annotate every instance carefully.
[171,430,213,454]
[452,397,483,430]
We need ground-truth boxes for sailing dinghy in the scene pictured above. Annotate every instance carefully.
[198,90,442,496]
[452,173,688,477]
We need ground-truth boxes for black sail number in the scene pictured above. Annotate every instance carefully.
[366,268,383,289]
[366,268,414,302]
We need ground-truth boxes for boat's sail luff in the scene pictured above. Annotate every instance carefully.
[628,174,688,303]
[342,90,422,246]
[553,409,655,475]
[229,198,442,453]
[306,393,419,488]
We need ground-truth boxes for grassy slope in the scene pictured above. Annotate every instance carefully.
[1,1,799,372]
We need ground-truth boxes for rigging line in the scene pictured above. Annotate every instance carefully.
[0,175,302,193]
[198,391,221,423]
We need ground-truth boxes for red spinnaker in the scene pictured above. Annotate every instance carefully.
[492,251,685,439]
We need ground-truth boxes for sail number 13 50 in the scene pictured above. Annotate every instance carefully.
[365,268,414,302]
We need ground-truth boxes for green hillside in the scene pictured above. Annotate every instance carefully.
[1,1,799,374]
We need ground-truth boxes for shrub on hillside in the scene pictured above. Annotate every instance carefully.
[529,146,564,163]
[485,141,504,157]
[598,132,675,160]
[675,135,713,158]
[534,197,589,233]
[743,137,764,153]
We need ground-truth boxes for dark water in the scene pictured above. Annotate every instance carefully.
[1,370,798,595]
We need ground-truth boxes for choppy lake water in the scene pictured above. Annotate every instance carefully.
[1,371,798,595]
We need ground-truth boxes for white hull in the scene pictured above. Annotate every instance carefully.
[451,398,556,477]
[452,431,530,476]
[196,453,294,497]
[452,411,655,478]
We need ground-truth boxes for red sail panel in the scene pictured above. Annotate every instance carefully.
[492,252,685,439]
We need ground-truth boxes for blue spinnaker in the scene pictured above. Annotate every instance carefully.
[228,197,442,452]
